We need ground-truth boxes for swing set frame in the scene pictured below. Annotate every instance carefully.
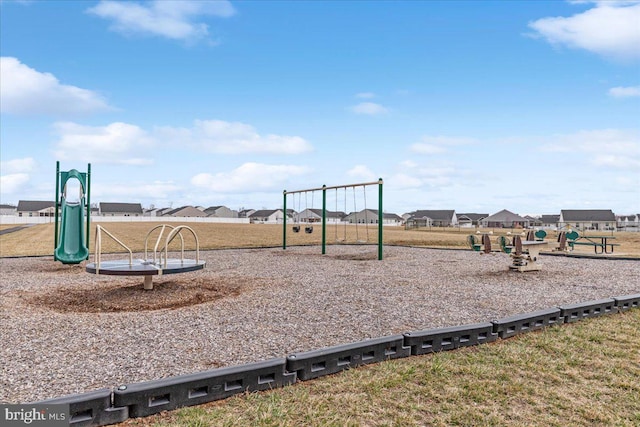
[283,178,383,260]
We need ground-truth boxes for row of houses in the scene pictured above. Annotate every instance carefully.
[1,201,240,219]
[1,201,404,225]
[404,209,637,231]
[2,201,638,231]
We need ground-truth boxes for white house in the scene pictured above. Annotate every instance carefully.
[559,209,616,231]
[249,209,286,223]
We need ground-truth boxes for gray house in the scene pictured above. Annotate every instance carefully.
[0,204,17,216]
[162,206,207,217]
[457,213,488,227]
[541,214,560,229]
[617,214,639,231]
[294,208,346,224]
[249,209,285,223]
[405,210,457,228]
[17,200,55,217]
[99,202,143,217]
[559,209,616,231]
[480,209,529,228]
[204,206,238,218]
[343,209,402,225]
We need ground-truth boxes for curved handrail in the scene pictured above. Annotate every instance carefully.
[143,224,184,264]
[161,225,200,268]
[93,225,133,273]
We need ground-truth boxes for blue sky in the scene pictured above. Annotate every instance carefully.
[1,0,639,215]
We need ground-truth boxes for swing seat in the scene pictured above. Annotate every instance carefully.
[292,226,300,233]
[305,226,313,234]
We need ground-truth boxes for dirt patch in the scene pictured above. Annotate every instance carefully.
[25,277,246,313]
[330,252,378,261]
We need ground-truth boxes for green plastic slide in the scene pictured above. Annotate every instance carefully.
[54,198,89,264]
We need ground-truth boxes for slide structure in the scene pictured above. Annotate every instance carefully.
[54,163,91,264]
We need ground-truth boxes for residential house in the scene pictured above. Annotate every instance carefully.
[524,215,542,227]
[249,209,286,223]
[294,208,346,224]
[162,206,207,217]
[16,200,55,217]
[143,207,172,217]
[480,209,529,228]
[617,214,639,231]
[343,209,402,225]
[99,202,143,217]
[456,213,488,227]
[0,204,17,216]
[541,215,560,229]
[204,206,238,218]
[559,209,616,231]
[238,209,256,218]
[405,210,457,228]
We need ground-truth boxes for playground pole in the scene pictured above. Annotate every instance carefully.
[322,185,327,255]
[54,161,60,259]
[282,190,287,250]
[86,163,91,258]
[378,178,383,260]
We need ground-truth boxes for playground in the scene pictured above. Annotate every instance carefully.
[1,244,639,405]
[1,169,639,424]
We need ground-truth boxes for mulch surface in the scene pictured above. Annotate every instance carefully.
[26,277,244,313]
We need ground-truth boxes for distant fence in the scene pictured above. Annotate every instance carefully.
[0,216,250,225]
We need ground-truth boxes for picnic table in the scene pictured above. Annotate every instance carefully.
[569,234,619,254]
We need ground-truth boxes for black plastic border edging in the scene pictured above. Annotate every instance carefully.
[403,322,497,355]
[559,298,617,323]
[286,335,411,381]
[492,307,564,339]
[36,388,128,427]
[113,358,296,418]
[30,293,640,427]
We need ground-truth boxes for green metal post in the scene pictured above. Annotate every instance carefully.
[322,185,327,255]
[378,178,383,260]
[54,161,60,259]
[86,163,91,259]
[283,190,287,250]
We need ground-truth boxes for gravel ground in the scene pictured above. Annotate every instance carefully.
[1,245,638,403]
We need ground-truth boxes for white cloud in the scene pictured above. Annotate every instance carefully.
[410,135,477,154]
[92,180,182,200]
[350,102,389,115]
[0,157,36,200]
[52,122,155,165]
[0,157,35,174]
[0,57,111,115]
[528,3,640,60]
[355,92,376,99]
[0,174,30,195]
[388,173,423,189]
[191,162,311,193]
[87,0,235,42]
[608,85,640,97]
[157,119,313,154]
[346,165,377,181]
[540,128,640,169]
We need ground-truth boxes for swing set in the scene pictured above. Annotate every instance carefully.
[283,179,384,260]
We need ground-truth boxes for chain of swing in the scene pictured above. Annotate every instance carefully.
[292,190,314,234]
[332,185,369,243]
[291,185,370,241]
